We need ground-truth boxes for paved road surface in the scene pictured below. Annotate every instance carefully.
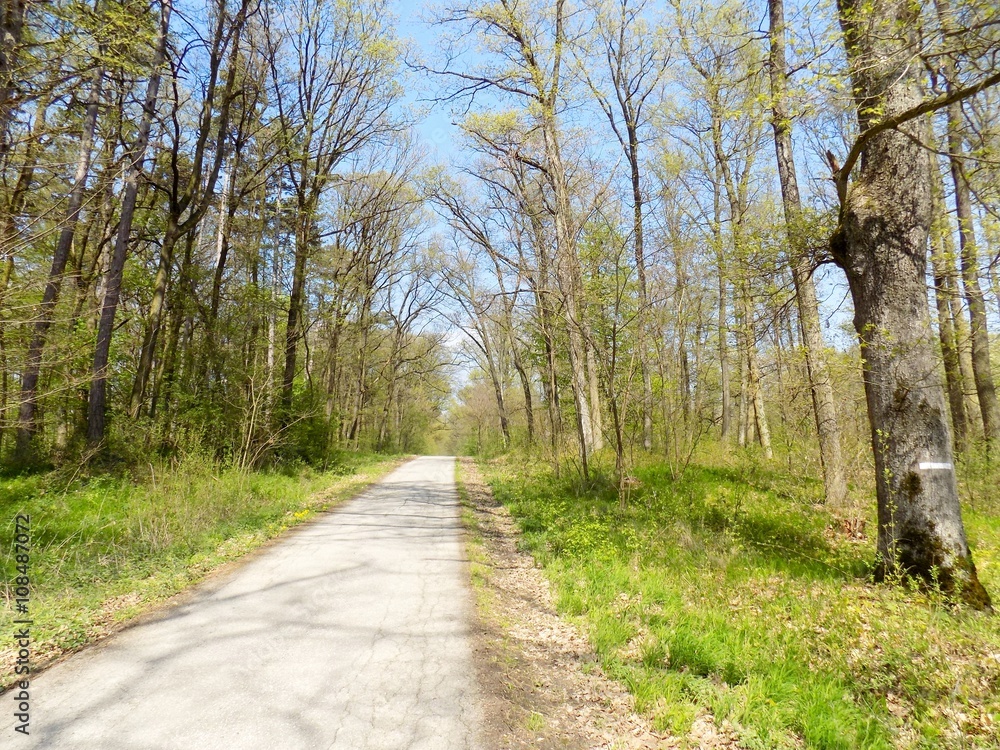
[3,456,483,749]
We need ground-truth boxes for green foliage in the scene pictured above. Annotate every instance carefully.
[480,451,1000,748]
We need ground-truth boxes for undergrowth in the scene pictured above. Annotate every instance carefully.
[0,451,400,689]
[480,450,1000,749]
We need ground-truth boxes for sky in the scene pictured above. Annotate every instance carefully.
[400,3,468,164]
[393,0,859,354]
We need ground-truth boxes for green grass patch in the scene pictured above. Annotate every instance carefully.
[480,453,1000,749]
[0,452,401,688]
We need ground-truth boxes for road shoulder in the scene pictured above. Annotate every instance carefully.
[458,457,676,750]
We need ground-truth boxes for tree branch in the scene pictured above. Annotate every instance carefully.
[836,69,1000,202]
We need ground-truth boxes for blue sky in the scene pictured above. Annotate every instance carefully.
[399,2,468,163]
[393,0,859,350]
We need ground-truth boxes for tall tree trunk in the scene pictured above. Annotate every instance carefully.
[946,101,1000,444]
[585,337,603,451]
[767,0,847,503]
[0,77,52,453]
[675,246,692,423]
[130,0,244,415]
[16,65,104,455]
[376,338,400,452]
[280,209,311,420]
[323,295,345,423]
[748,334,773,459]
[129,224,178,416]
[541,314,560,452]
[512,350,533,446]
[930,158,970,450]
[154,231,195,423]
[0,77,52,272]
[543,118,594,474]
[489,252,534,447]
[628,127,653,451]
[0,0,29,153]
[713,185,731,442]
[482,329,510,448]
[266,193,281,415]
[347,297,372,445]
[718,265,731,442]
[527,209,560,454]
[205,166,236,374]
[88,0,171,445]
[536,3,593,475]
[737,302,749,448]
[832,0,989,607]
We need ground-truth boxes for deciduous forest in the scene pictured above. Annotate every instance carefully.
[3,0,1000,745]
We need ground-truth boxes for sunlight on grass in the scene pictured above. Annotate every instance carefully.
[0,453,400,687]
[481,452,1000,749]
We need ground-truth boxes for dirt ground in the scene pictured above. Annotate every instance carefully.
[460,457,684,749]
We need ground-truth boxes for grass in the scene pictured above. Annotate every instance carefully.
[0,452,401,689]
[479,449,1000,749]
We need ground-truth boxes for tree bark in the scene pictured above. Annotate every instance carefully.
[129,223,178,416]
[767,0,847,503]
[513,351,534,446]
[491,253,534,446]
[929,158,970,451]
[945,101,1000,444]
[280,206,313,419]
[130,0,246,415]
[713,190,731,442]
[538,1,595,474]
[0,0,29,153]
[626,124,650,451]
[483,332,510,449]
[748,334,772,459]
[524,196,561,453]
[0,77,52,451]
[585,335,604,451]
[832,0,989,607]
[16,65,105,454]
[88,0,171,445]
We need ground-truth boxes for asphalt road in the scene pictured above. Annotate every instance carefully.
[3,456,483,749]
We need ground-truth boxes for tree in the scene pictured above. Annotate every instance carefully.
[673,0,772,457]
[264,0,401,424]
[15,63,104,455]
[433,183,519,449]
[928,152,971,452]
[830,0,994,606]
[432,0,604,476]
[88,0,172,445]
[766,0,848,504]
[580,0,669,451]
[0,0,31,151]
[128,0,253,418]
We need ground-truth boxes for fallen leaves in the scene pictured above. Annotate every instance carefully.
[461,458,678,750]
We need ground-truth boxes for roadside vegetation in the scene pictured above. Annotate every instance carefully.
[0,453,400,689]
[479,449,1000,749]
[5,0,1000,742]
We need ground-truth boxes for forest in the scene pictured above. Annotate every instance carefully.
[2,0,1000,744]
